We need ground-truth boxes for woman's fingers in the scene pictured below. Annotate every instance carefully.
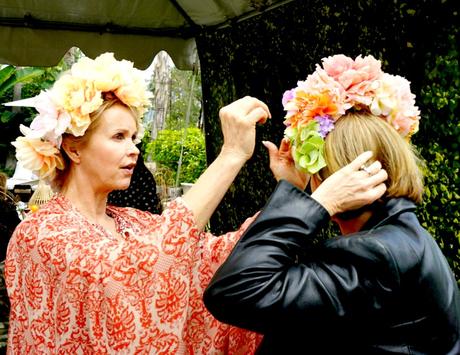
[246,106,270,124]
[278,138,291,156]
[348,152,387,187]
[366,169,388,189]
[373,183,388,200]
[311,152,388,216]
[358,161,388,191]
[219,96,271,162]
[263,139,310,190]
[238,96,271,118]
[220,96,271,124]
[347,151,374,172]
[367,160,382,172]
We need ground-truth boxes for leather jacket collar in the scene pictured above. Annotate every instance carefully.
[361,197,417,232]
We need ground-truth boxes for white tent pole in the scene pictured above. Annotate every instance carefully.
[175,56,198,187]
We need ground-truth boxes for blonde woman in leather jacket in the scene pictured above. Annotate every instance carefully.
[204,112,460,354]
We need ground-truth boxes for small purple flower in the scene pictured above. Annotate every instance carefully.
[315,115,335,138]
[282,89,295,107]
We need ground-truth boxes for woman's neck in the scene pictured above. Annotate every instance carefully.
[334,210,373,235]
[60,179,109,223]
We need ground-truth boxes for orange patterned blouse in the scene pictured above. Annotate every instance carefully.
[5,195,261,354]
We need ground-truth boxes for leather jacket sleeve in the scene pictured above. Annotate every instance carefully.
[203,180,398,334]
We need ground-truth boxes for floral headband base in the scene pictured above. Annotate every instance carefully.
[282,54,421,174]
[6,53,153,180]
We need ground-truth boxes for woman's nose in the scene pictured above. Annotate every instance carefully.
[128,141,140,156]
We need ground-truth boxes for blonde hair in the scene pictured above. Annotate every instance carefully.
[0,172,16,203]
[52,98,138,190]
[319,112,424,203]
[0,172,7,191]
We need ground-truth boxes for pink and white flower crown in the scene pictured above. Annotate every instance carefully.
[282,54,420,174]
[6,53,153,180]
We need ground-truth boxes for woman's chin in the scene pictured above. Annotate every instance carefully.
[112,180,131,191]
[118,184,130,191]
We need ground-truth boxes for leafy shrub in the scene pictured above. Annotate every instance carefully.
[145,128,206,185]
[416,32,460,282]
[198,0,460,283]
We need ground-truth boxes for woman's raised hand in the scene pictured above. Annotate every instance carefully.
[219,96,271,162]
[263,138,310,190]
[182,96,269,230]
[311,151,388,216]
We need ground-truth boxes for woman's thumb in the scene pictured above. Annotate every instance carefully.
[279,138,291,154]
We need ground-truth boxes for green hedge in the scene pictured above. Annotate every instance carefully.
[197,0,460,281]
[145,128,207,185]
[416,32,460,281]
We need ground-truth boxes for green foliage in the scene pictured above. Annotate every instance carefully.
[0,60,69,171]
[140,129,151,155]
[145,128,206,185]
[0,65,43,96]
[0,66,15,95]
[198,0,460,284]
[0,65,44,97]
[165,67,202,130]
[416,31,460,282]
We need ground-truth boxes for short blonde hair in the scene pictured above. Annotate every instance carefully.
[319,112,424,203]
[52,98,138,190]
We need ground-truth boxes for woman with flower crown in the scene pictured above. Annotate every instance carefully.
[204,54,460,354]
[2,52,282,354]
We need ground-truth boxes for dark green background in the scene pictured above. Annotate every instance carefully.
[196,0,460,279]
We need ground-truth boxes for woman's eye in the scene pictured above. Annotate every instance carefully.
[114,133,124,140]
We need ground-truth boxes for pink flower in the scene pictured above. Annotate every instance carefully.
[282,89,295,107]
[370,74,420,137]
[322,54,355,79]
[322,54,383,106]
[29,92,71,147]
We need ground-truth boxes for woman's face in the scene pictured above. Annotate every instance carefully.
[76,104,140,193]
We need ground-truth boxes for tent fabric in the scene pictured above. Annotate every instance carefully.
[0,0,291,69]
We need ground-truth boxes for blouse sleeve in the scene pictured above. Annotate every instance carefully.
[116,198,263,354]
[127,197,258,275]
[198,214,258,279]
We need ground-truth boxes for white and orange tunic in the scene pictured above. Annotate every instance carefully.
[5,195,261,354]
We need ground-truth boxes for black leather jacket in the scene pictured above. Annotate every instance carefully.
[204,181,460,354]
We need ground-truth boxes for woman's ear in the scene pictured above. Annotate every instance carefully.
[61,139,81,164]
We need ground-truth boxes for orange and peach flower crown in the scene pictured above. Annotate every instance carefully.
[282,54,421,174]
[5,52,153,181]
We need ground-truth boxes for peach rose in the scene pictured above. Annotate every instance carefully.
[72,53,122,93]
[12,136,64,179]
[51,76,102,136]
